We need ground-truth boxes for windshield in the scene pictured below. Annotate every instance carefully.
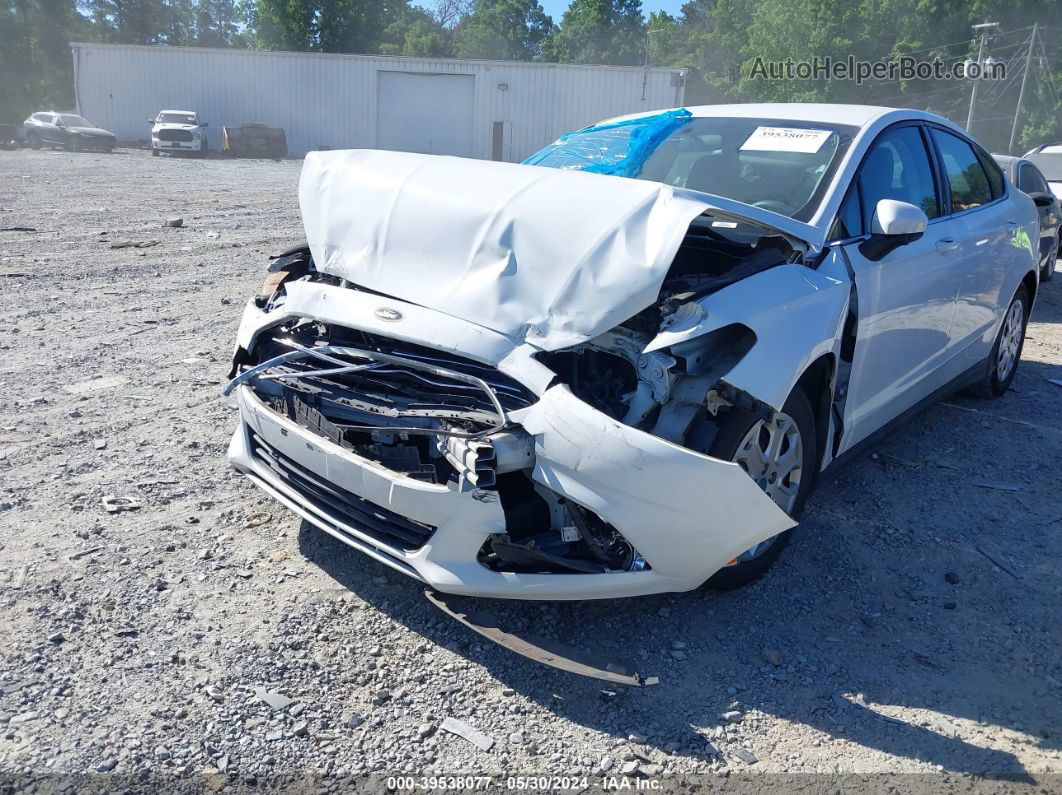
[158,113,197,125]
[60,114,92,127]
[525,114,858,222]
[1026,153,1062,182]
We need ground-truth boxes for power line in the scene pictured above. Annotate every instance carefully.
[886,25,1035,60]
[981,42,1030,108]
[861,34,1032,90]
[869,82,967,106]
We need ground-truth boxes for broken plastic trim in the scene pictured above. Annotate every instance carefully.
[424,589,659,686]
[222,340,509,439]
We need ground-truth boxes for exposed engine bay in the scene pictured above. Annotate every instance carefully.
[229,211,799,578]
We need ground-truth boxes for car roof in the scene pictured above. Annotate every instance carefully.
[159,109,196,115]
[595,103,931,129]
[1025,143,1062,155]
[1024,151,1062,181]
[991,154,1022,173]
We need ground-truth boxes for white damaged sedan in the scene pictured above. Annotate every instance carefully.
[225,103,1039,600]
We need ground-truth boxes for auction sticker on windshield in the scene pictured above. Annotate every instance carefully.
[740,126,833,153]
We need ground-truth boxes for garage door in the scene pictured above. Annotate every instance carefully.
[376,71,475,157]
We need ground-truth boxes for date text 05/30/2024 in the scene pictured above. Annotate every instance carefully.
[385,776,662,790]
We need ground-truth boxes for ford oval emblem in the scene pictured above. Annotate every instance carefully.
[375,307,403,322]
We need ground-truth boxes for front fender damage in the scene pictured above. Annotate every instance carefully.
[646,263,851,413]
[520,385,795,589]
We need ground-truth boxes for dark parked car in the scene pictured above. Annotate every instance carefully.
[23,112,116,152]
[995,153,1059,281]
[0,123,21,150]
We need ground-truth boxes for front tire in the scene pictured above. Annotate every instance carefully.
[970,284,1029,399]
[28,133,40,150]
[693,385,818,590]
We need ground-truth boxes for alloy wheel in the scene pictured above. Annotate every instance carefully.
[730,410,804,561]
[996,298,1024,382]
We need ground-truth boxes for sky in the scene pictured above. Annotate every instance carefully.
[536,0,688,22]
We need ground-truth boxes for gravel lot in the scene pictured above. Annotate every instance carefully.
[1,148,1060,789]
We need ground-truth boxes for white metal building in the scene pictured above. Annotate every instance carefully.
[71,43,687,160]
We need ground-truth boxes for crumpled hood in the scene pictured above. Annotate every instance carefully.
[299,149,818,350]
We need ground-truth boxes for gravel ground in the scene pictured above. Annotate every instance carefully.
[1,148,1060,790]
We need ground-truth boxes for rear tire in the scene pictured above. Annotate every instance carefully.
[969,284,1029,399]
[1042,234,1058,282]
[28,133,40,150]
[694,385,818,590]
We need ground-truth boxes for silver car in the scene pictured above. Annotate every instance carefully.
[224,104,1039,600]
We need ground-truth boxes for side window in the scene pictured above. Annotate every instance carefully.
[931,129,993,212]
[1017,164,1035,193]
[975,147,1005,198]
[1018,164,1048,195]
[857,126,940,229]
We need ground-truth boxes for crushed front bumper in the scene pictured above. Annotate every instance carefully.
[226,285,795,600]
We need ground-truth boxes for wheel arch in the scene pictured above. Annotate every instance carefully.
[1021,268,1038,307]
[793,352,836,476]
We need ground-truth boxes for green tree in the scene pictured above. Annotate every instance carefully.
[543,0,645,66]
[1,0,93,118]
[381,8,452,57]
[250,0,315,49]
[452,0,552,61]
[195,0,245,46]
[650,0,756,102]
[250,0,450,54]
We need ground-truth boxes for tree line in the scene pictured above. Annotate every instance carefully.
[2,0,1060,151]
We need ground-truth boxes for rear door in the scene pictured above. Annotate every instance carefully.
[927,128,1017,364]
[838,124,965,449]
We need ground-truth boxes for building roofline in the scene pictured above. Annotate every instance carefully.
[68,42,685,74]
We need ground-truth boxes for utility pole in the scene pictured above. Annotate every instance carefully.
[1009,23,1038,154]
[966,22,999,133]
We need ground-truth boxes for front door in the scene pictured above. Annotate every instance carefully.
[838,124,963,450]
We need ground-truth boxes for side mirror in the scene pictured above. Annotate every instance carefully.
[200,122,208,128]
[148,119,156,124]
[859,199,928,261]
[55,118,64,128]
[1028,191,1054,208]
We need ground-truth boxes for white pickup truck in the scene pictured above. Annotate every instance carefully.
[150,110,209,157]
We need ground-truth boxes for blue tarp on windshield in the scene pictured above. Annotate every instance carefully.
[523,109,693,178]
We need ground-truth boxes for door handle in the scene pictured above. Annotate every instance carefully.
[936,238,959,253]
[1004,221,1018,230]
